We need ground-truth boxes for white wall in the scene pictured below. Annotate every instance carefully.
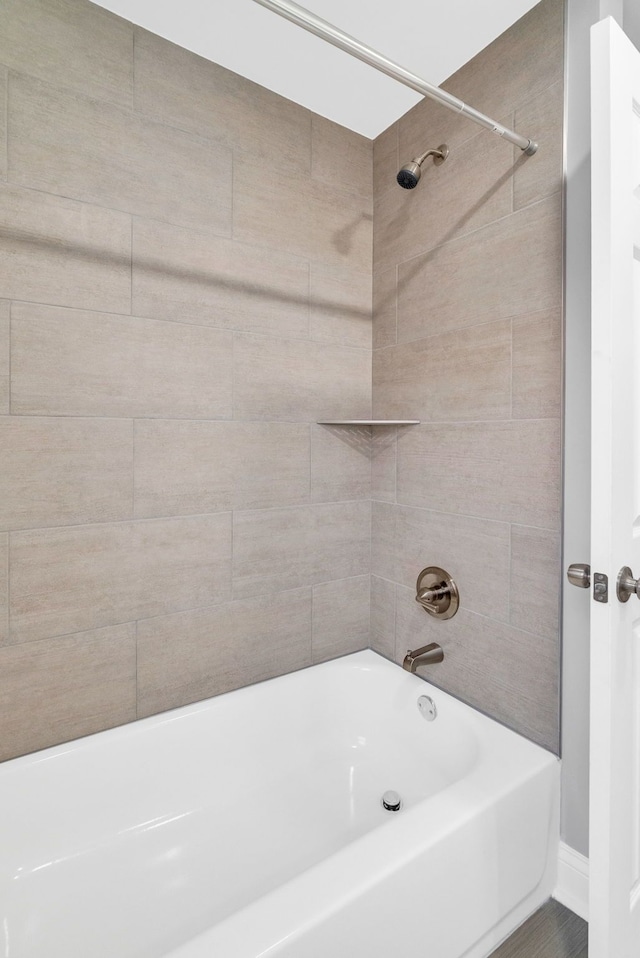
[562,0,640,858]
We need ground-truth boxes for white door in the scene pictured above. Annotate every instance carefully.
[589,15,640,957]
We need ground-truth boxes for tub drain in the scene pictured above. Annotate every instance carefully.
[381,790,402,812]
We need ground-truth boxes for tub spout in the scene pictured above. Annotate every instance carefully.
[403,643,444,673]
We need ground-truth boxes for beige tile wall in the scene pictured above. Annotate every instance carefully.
[370,0,564,752]
[0,0,371,760]
[0,0,564,761]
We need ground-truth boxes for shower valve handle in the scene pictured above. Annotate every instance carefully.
[415,566,459,620]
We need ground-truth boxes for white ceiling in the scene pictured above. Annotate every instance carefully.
[92,0,541,138]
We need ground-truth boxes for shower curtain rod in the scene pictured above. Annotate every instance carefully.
[252,0,538,155]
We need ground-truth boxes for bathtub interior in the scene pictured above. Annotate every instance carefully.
[0,651,558,958]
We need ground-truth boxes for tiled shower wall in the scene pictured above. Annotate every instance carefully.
[0,0,373,760]
[370,0,564,751]
[0,0,564,762]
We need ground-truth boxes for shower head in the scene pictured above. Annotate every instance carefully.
[397,144,449,190]
[396,160,422,190]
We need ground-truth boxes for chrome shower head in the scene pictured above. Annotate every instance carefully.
[396,160,422,190]
[397,144,449,190]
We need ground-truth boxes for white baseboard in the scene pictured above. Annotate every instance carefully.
[553,841,589,921]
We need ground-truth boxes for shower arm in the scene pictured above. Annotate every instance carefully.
[252,0,538,156]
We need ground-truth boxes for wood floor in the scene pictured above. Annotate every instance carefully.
[489,900,588,958]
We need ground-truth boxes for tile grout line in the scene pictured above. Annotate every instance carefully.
[507,523,513,629]
[130,26,135,113]
[372,309,561,353]
[310,577,315,664]
[511,110,516,215]
[4,530,9,645]
[8,300,12,416]
[134,618,139,721]
[0,410,561,427]
[131,419,136,520]
[129,214,133,316]
[2,496,560,538]
[9,295,372,350]
[6,301,11,644]
[3,67,8,183]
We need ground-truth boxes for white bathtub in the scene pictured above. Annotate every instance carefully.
[0,650,559,958]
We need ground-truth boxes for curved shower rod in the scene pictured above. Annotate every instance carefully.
[252,0,538,155]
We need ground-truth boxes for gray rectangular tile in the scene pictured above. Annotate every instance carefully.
[372,266,397,349]
[229,423,311,511]
[132,218,309,337]
[231,590,312,688]
[312,575,370,663]
[10,514,232,644]
[134,420,231,518]
[374,120,514,273]
[0,184,131,312]
[370,575,396,660]
[234,333,371,422]
[512,309,563,419]
[9,73,232,235]
[134,420,310,518]
[137,604,232,717]
[233,501,371,599]
[133,27,311,174]
[0,416,133,531]
[11,303,233,419]
[311,424,371,504]
[373,320,511,422]
[0,623,137,762]
[137,589,312,717]
[233,155,372,272]
[311,115,372,203]
[0,0,133,107]
[395,588,559,752]
[395,194,563,343]
[9,520,135,644]
[130,515,232,624]
[0,299,8,413]
[0,534,7,644]
[513,79,564,211]
[309,263,371,349]
[396,420,562,529]
[371,501,511,622]
[510,525,561,639]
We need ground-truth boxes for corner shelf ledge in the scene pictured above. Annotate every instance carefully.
[317,420,420,425]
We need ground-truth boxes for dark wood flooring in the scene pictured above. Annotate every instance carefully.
[489,899,588,958]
